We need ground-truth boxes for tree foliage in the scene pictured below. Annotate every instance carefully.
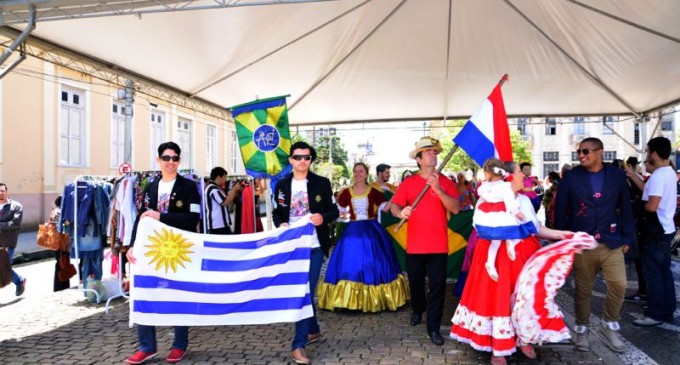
[316,136,348,166]
[436,120,533,172]
[289,133,350,188]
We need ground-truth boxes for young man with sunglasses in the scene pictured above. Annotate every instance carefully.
[125,141,201,364]
[272,141,339,365]
[554,137,634,354]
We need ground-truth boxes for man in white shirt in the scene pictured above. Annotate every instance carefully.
[626,136,677,326]
[205,167,242,234]
[126,142,201,364]
[272,141,339,365]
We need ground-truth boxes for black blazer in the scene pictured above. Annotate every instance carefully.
[554,165,634,249]
[130,174,201,246]
[272,172,339,256]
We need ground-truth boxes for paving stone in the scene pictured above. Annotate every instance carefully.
[0,271,622,365]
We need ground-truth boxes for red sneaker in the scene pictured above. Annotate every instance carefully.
[125,350,157,364]
[166,348,186,363]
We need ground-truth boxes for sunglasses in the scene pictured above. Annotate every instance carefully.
[576,148,601,156]
[291,154,312,161]
[160,155,180,162]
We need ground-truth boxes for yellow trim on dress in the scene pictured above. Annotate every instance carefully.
[316,274,410,313]
[349,185,371,198]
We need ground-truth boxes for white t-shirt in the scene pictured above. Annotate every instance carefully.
[642,165,677,234]
[289,178,320,248]
[157,179,176,214]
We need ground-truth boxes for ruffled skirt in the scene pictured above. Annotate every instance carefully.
[317,219,409,312]
[450,236,540,356]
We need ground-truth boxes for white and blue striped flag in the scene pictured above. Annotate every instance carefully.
[129,216,315,326]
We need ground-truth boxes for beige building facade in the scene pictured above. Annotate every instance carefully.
[513,110,679,179]
[1,57,243,228]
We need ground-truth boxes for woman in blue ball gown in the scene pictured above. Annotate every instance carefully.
[317,162,409,312]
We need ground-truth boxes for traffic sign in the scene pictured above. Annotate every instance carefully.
[118,162,132,175]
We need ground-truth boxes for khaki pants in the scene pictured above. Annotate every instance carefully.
[573,243,627,325]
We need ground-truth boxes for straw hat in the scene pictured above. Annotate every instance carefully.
[409,136,443,159]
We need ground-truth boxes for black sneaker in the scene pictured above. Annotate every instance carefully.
[15,278,26,296]
[624,293,647,303]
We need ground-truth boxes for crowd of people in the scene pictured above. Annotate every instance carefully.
[2,134,677,365]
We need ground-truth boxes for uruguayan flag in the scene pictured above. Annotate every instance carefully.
[129,216,315,326]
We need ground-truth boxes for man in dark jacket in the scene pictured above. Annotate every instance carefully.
[554,137,634,354]
[0,183,26,296]
[272,141,338,365]
[125,142,201,365]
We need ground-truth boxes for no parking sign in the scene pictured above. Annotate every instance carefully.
[118,162,132,175]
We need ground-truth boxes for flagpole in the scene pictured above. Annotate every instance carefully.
[394,74,509,232]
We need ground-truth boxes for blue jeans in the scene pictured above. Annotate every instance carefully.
[641,233,677,321]
[292,248,323,351]
[7,247,24,286]
[136,325,189,353]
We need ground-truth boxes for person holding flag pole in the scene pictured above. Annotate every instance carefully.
[390,137,460,346]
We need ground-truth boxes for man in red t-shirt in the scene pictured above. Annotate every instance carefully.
[390,136,460,346]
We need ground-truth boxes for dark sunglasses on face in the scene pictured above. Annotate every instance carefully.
[576,148,601,156]
[291,154,312,161]
[160,155,180,162]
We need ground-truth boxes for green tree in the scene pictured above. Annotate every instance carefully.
[436,120,532,172]
[316,136,348,166]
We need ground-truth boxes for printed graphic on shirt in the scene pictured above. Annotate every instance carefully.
[290,190,309,219]
[158,193,171,214]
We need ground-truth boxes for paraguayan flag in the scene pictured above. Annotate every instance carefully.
[129,215,315,326]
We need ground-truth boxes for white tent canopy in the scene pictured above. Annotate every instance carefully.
[3,0,680,124]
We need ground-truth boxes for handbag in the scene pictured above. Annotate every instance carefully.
[57,253,77,282]
[0,247,11,288]
[36,223,66,251]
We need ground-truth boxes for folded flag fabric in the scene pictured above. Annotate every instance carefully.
[129,216,315,326]
[453,84,513,166]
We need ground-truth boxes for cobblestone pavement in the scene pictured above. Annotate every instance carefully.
[0,260,620,365]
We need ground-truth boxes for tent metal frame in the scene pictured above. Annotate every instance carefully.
[0,0,339,25]
[0,26,229,120]
[1,0,679,125]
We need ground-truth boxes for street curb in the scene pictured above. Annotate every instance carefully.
[12,249,54,264]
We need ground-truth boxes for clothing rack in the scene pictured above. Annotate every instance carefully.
[223,175,256,234]
[73,174,116,304]
[105,169,201,313]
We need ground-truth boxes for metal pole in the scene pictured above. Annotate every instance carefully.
[329,135,333,183]
[123,80,134,163]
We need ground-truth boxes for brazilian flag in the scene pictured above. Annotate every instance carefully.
[381,209,473,278]
[231,96,292,178]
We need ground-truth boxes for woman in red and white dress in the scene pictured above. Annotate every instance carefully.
[450,161,573,365]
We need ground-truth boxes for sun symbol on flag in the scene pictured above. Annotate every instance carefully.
[144,228,194,273]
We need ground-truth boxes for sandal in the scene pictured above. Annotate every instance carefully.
[290,348,310,365]
[490,355,507,365]
[519,344,537,359]
[307,333,322,345]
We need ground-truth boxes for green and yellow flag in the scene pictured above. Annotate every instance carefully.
[381,209,473,278]
[231,96,292,178]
